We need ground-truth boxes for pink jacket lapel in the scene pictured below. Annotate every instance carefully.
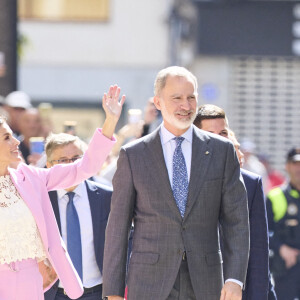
[8,166,48,250]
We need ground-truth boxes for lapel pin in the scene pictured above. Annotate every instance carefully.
[205,151,209,155]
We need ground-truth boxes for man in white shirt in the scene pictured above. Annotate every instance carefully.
[44,133,112,300]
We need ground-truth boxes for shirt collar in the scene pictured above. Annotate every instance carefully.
[57,181,85,200]
[160,122,193,145]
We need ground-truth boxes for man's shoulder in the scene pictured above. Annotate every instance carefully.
[85,179,113,193]
[241,168,261,182]
[122,127,160,151]
[241,169,262,197]
[122,125,234,153]
[192,126,234,151]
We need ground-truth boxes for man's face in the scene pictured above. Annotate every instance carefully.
[200,118,228,138]
[19,111,42,138]
[47,143,83,168]
[286,161,300,187]
[154,75,198,136]
[5,106,26,132]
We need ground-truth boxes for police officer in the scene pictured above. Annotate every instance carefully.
[267,148,300,299]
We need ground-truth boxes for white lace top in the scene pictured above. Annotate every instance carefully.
[0,175,46,264]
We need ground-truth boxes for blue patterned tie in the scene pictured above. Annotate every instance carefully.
[172,137,189,218]
[66,192,83,280]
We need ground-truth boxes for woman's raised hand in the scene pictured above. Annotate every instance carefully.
[101,85,126,139]
[103,85,126,122]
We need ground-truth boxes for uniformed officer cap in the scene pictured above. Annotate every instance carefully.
[287,148,300,162]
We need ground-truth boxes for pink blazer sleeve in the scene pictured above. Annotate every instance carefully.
[24,128,115,191]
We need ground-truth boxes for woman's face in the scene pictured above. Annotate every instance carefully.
[0,122,22,166]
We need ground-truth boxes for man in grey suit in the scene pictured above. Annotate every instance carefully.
[103,66,250,300]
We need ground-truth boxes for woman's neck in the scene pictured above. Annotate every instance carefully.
[0,164,9,176]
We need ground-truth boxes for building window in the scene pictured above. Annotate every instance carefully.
[18,0,110,21]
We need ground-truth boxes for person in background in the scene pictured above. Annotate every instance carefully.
[3,91,32,137]
[0,85,125,300]
[141,97,162,137]
[44,133,112,300]
[0,94,5,106]
[18,108,44,164]
[63,121,77,136]
[103,67,249,300]
[97,119,143,186]
[0,95,9,122]
[266,148,300,300]
[258,153,286,193]
[228,130,277,300]
[240,139,269,192]
[194,103,276,300]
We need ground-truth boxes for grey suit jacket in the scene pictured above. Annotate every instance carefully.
[103,125,249,300]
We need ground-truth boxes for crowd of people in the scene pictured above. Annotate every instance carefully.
[0,66,298,300]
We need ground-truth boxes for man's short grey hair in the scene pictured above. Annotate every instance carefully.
[154,66,198,96]
[45,132,87,161]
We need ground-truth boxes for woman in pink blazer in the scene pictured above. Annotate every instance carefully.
[0,86,125,300]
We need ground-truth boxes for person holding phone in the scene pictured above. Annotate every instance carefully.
[0,85,125,300]
[17,108,44,164]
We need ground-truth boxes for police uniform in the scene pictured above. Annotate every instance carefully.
[267,182,300,299]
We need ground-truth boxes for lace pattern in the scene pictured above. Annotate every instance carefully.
[0,175,46,264]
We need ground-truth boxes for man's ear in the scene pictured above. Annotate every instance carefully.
[153,96,162,111]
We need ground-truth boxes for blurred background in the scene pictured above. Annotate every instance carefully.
[0,0,300,176]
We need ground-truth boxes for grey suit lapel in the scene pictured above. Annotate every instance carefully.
[184,127,212,220]
[143,127,182,220]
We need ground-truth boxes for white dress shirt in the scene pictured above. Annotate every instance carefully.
[159,123,243,289]
[57,182,102,288]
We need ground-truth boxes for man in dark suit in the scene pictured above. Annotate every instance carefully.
[44,133,112,300]
[194,104,277,300]
[103,66,249,300]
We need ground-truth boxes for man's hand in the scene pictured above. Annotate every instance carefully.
[220,282,242,300]
[280,244,300,268]
[107,296,124,300]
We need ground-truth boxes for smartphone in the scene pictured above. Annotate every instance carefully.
[128,109,142,124]
[29,137,45,154]
[63,120,77,135]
